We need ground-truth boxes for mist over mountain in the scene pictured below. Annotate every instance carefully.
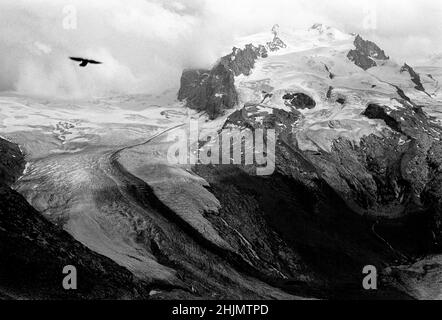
[0,0,441,97]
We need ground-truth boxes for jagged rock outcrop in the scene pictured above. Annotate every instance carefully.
[400,63,426,92]
[324,64,335,79]
[347,49,377,70]
[221,44,268,76]
[283,92,316,109]
[354,35,389,60]
[347,35,389,70]
[0,138,148,299]
[178,26,290,119]
[178,44,268,119]
[178,64,238,119]
[267,24,287,52]
[267,36,287,52]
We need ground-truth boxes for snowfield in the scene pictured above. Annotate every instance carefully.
[234,25,442,152]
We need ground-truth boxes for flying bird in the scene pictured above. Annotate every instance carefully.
[69,57,103,67]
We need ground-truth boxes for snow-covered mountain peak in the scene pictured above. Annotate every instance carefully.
[231,24,353,60]
[179,22,442,141]
[308,23,352,41]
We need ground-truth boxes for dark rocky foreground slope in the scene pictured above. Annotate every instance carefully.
[172,29,442,299]
[191,101,442,299]
[0,138,148,299]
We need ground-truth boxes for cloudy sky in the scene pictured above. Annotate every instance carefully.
[0,0,441,97]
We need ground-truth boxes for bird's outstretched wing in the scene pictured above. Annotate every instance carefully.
[69,57,84,62]
[87,59,103,65]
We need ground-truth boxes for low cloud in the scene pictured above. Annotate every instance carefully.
[0,0,441,97]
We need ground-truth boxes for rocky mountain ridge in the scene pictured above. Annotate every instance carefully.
[347,34,389,70]
[178,26,287,119]
[174,24,442,299]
